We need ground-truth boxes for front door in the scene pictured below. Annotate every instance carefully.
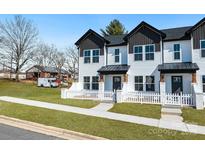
[171,76,183,94]
[113,76,122,91]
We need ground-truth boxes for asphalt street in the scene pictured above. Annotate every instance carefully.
[0,123,61,140]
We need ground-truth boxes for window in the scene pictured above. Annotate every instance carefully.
[202,76,205,93]
[200,40,205,57]
[134,46,143,61]
[135,76,143,91]
[115,49,120,63]
[92,50,99,63]
[92,76,99,90]
[84,50,91,63]
[145,45,154,60]
[83,76,90,90]
[174,44,180,60]
[146,76,155,91]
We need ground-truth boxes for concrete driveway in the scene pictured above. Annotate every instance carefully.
[0,123,61,140]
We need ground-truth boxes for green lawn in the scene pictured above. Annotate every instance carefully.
[0,79,98,108]
[182,107,205,126]
[0,101,205,139]
[109,103,161,119]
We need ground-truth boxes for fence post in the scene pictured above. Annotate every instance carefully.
[61,88,68,99]
[180,92,183,107]
[195,92,204,110]
[116,90,123,103]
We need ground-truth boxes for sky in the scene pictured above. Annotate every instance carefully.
[0,14,204,50]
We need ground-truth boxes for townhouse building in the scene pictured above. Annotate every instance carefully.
[73,17,205,95]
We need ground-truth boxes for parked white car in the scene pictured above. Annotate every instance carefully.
[37,78,59,88]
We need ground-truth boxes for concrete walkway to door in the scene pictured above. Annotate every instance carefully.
[1,96,205,135]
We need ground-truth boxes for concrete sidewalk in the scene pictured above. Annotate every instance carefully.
[1,96,205,135]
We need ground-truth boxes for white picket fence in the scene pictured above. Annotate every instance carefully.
[63,90,114,101]
[61,89,194,107]
[121,92,194,106]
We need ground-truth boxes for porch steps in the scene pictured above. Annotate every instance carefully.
[160,106,183,122]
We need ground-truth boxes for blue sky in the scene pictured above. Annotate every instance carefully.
[0,14,204,49]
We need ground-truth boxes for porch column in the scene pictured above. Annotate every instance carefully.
[192,72,197,83]
[99,74,104,92]
[160,73,166,93]
[122,73,128,92]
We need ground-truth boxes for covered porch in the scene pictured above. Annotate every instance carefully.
[97,65,130,92]
[158,62,199,94]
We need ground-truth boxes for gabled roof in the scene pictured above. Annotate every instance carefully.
[124,21,166,40]
[104,34,127,46]
[186,17,205,34]
[75,29,110,46]
[161,26,192,41]
[97,64,130,75]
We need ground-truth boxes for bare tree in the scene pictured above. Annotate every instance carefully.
[0,15,38,81]
[51,48,66,79]
[64,46,79,81]
[32,42,55,67]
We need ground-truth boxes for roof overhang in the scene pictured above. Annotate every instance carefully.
[124,21,166,40]
[186,17,205,34]
[158,63,199,74]
[75,29,110,46]
[97,65,130,75]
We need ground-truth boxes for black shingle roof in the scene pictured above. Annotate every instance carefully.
[158,62,199,73]
[98,65,130,74]
[104,34,127,46]
[161,26,192,41]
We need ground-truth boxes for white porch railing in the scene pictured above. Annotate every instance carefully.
[61,89,194,107]
[62,89,114,101]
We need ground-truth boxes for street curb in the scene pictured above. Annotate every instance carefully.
[0,115,107,140]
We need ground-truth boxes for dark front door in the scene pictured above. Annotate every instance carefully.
[171,76,183,94]
[113,76,122,91]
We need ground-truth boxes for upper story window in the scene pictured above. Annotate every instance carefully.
[202,75,205,93]
[174,44,180,60]
[84,50,91,63]
[83,76,90,90]
[134,46,143,61]
[134,76,143,91]
[114,49,120,63]
[146,76,155,91]
[145,45,154,60]
[92,49,100,63]
[200,40,205,57]
[92,76,99,90]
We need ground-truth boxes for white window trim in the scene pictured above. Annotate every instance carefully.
[91,76,99,91]
[114,48,120,64]
[133,44,155,61]
[83,50,91,64]
[145,44,155,61]
[92,49,100,63]
[134,76,143,91]
[200,40,205,58]
[133,45,143,61]
[83,49,100,64]
[83,76,90,90]
[173,43,181,61]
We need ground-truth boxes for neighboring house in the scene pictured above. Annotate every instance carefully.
[73,17,205,95]
[26,65,70,81]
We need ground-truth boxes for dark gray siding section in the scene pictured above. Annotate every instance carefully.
[79,33,104,57]
[128,26,161,53]
[193,22,205,49]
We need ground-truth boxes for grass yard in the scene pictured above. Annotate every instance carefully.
[109,103,161,119]
[0,79,98,108]
[0,101,205,139]
[182,107,205,126]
